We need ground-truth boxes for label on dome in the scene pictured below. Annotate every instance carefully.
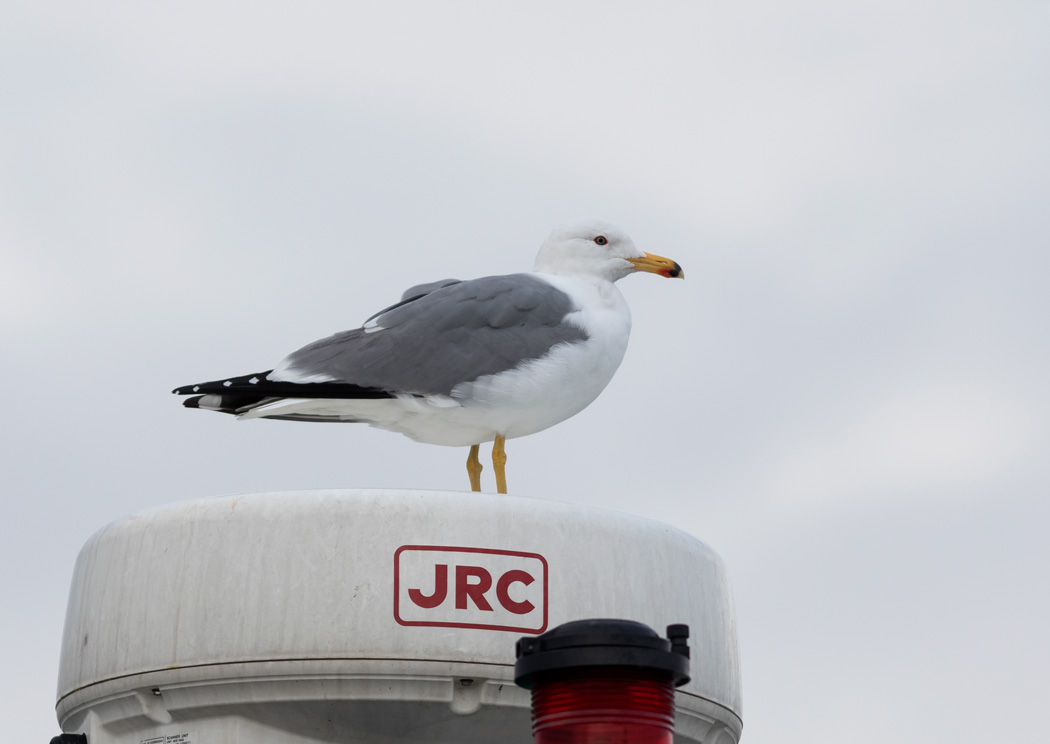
[394,545,548,633]
[141,734,194,744]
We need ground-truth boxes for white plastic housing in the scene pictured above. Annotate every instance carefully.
[56,490,742,743]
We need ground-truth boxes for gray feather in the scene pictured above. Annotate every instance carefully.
[401,278,461,302]
[364,279,464,323]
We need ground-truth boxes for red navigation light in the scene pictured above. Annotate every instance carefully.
[515,619,691,744]
[531,666,675,743]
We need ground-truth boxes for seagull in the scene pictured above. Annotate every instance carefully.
[173,218,683,493]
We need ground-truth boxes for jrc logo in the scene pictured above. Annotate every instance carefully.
[394,545,548,633]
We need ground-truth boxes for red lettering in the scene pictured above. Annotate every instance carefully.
[455,565,493,611]
[496,569,535,614]
[407,564,535,615]
[408,564,448,608]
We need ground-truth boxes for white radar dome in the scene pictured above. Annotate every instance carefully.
[56,490,742,743]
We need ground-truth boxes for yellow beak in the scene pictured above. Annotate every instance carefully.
[627,252,684,279]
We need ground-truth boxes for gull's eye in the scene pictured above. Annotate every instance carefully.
[594,235,608,246]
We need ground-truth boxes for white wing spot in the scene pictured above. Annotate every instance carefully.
[249,377,259,384]
[223,380,232,387]
[193,386,200,392]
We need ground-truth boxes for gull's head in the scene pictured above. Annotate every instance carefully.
[533,218,684,282]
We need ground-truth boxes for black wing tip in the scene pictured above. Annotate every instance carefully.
[172,369,395,401]
[172,370,275,396]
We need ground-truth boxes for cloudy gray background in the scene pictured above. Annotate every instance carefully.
[2,2,1047,741]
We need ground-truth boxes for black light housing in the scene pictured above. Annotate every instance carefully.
[515,619,691,744]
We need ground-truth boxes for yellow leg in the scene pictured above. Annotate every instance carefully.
[492,435,508,495]
[466,444,483,492]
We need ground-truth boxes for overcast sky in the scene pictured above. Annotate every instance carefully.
[2,2,1048,742]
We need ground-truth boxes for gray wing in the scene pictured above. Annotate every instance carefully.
[275,274,588,396]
